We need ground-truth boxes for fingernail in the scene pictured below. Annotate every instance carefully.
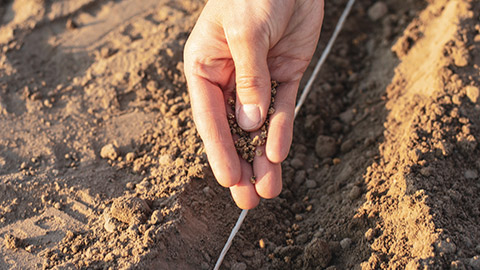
[237,104,261,130]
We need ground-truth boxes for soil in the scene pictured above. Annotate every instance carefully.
[0,0,479,269]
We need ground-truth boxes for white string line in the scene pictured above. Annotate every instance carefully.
[295,0,356,118]
[214,0,356,269]
[213,209,248,270]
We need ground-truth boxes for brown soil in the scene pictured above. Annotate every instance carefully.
[1,0,480,269]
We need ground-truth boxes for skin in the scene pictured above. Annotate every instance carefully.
[184,0,324,209]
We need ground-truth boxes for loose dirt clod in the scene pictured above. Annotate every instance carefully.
[109,196,151,225]
[303,238,331,268]
[228,81,278,164]
[100,144,119,160]
[4,234,22,250]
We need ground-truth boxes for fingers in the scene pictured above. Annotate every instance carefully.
[266,81,299,163]
[253,143,283,199]
[187,76,241,187]
[229,159,260,209]
[225,25,272,131]
[230,150,282,209]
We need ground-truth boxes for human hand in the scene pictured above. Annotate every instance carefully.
[184,0,324,209]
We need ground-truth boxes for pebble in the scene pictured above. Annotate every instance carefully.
[465,169,478,179]
[100,144,119,160]
[242,250,254,257]
[368,2,388,21]
[475,244,480,254]
[340,238,352,249]
[470,256,480,270]
[54,202,62,209]
[159,155,173,165]
[436,239,456,255]
[365,228,375,241]
[315,135,337,158]
[290,158,304,169]
[348,186,362,200]
[294,170,306,186]
[305,180,317,189]
[451,260,466,270]
[149,210,163,224]
[100,47,112,58]
[104,217,117,233]
[125,152,135,162]
[231,262,247,270]
[340,139,354,153]
[466,86,480,103]
[339,109,354,125]
[146,80,159,92]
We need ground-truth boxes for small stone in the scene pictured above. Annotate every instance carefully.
[290,158,304,169]
[231,262,247,270]
[340,238,352,249]
[100,47,112,58]
[294,170,306,186]
[451,260,466,270]
[365,228,375,241]
[125,152,135,162]
[368,2,388,21]
[348,186,362,200]
[54,202,62,209]
[242,250,254,257]
[146,80,159,92]
[100,144,118,160]
[436,239,456,255]
[315,135,337,158]
[470,256,480,270]
[340,139,354,153]
[339,109,355,124]
[159,155,173,165]
[454,47,469,67]
[465,169,478,179]
[332,158,341,165]
[202,186,215,197]
[102,253,113,262]
[66,18,77,30]
[475,244,480,254]
[104,216,118,233]
[305,180,317,189]
[126,182,135,189]
[25,245,34,252]
[150,210,163,224]
[466,86,480,103]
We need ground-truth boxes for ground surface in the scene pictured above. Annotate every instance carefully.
[0,0,479,269]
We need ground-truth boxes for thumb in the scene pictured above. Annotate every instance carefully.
[227,29,271,131]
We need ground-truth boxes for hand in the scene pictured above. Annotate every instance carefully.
[184,0,324,209]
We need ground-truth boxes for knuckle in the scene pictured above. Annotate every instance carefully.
[236,75,269,93]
